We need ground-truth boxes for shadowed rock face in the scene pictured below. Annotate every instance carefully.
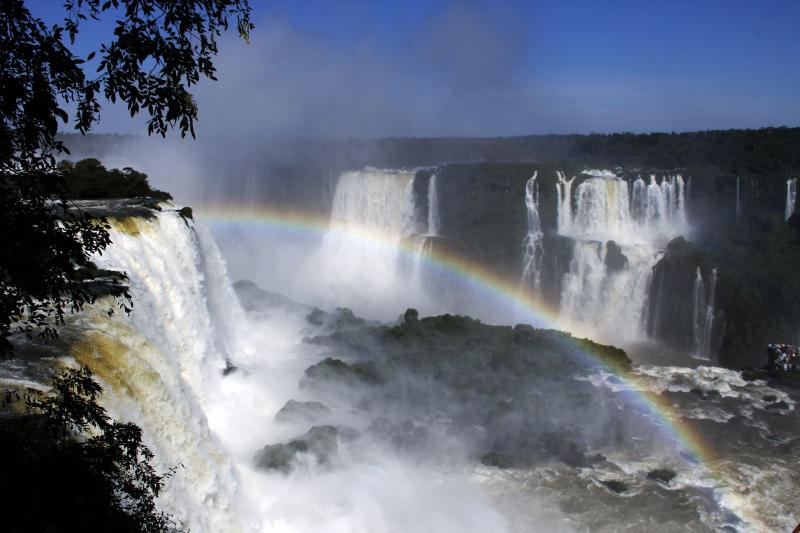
[300,357,385,389]
[279,311,636,470]
[646,237,710,351]
[273,400,332,424]
[254,425,339,473]
[604,240,628,274]
[647,468,677,485]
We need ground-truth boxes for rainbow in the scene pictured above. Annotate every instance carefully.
[196,203,745,526]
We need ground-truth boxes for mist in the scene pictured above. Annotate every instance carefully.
[76,0,800,141]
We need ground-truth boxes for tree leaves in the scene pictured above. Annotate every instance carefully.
[0,0,252,356]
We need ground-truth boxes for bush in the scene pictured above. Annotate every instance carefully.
[0,366,181,532]
[58,158,172,200]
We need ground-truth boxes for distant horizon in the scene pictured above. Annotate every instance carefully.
[58,124,800,142]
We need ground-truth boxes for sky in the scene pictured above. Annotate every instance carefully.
[28,0,800,137]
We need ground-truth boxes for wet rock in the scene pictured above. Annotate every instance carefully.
[305,307,366,333]
[301,357,384,388]
[480,451,514,469]
[647,468,677,484]
[253,425,339,473]
[600,479,629,494]
[741,368,763,381]
[604,240,628,274]
[222,361,238,376]
[233,280,308,313]
[402,308,419,325]
[273,400,332,424]
[762,394,777,403]
[305,307,326,326]
[766,400,790,410]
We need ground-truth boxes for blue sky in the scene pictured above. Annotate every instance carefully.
[29,0,800,137]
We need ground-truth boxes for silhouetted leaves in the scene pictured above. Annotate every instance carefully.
[0,0,252,356]
[0,367,182,532]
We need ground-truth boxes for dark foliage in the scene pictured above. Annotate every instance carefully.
[297,311,633,469]
[0,0,252,356]
[0,175,130,355]
[59,157,171,200]
[0,366,180,532]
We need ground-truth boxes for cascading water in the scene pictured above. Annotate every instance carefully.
[520,172,543,291]
[692,268,718,359]
[309,169,432,319]
[427,174,441,236]
[692,268,706,356]
[71,210,246,531]
[786,178,797,221]
[65,206,517,533]
[556,171,575,234]
[555,172,688,342]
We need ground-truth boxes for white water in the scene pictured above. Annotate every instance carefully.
[556,172,688,342]
[521,172,543,292]
[555,171,575,234]
[307,169,434,319]
[559,241,658,340]
[73,211,246,531]
[786,178,797,221]
[427,174,441,236]
[71,208,518,532]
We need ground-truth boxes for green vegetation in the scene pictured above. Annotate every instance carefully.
[0,367,180,532]
[1,0,253,357]
[58,158,171,200]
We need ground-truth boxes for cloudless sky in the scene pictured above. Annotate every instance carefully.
[28,0,800,136]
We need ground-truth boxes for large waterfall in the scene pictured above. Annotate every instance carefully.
[309,169,434,319]
[72,210,246,531]
[555,173,688,342]
[787,178,797,220]
[65,206,518,533]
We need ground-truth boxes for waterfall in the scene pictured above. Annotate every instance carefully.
[561,174,687,242]
[310,168,432,319]
[559,241,657,340]
[702,269,718,358]
[692,268,707,356]
[692,268,718,359]
[631,177,648,222]
[571,177,631,240]
[72,210,247,531]
[556,171,575,234]
[554,171,688,342]
[318,168,418,280]
[521,172,543,291]
[786,178,797,221]
[427,174,441,236]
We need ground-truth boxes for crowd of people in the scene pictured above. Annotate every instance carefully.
[767,343,799,372]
